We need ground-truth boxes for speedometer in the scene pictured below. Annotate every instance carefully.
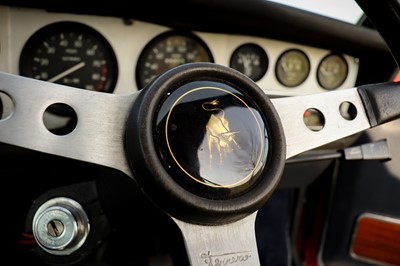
[19,21,118,93]
[136,31,213,89]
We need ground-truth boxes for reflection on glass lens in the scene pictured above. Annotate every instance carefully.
[317,54,348,90]
[276,49,310,87]
[230,43,268,81]
[154,80,269,196]
[136,32,213,88]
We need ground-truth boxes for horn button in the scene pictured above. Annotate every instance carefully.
[125,62,285,224]
[155,81,268,194]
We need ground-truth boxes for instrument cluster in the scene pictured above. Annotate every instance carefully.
[0,6,359,98]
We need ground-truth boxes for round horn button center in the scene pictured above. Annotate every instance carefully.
[155,80,269,196]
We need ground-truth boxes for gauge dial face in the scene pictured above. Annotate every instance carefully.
[317,54,348,90]
[136,31,213,88]
[275,49,310,87]
[230,43,268,81]
[19,22,118,93]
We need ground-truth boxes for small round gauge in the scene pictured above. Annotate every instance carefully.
[317,53,348,90]
[19,21,118,93]
[229,43,268,81]
[275,49,310,87]
[136,31,213,88]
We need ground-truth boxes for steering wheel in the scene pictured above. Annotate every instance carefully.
[1,0,400,265]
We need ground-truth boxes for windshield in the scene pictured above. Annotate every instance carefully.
[268,0,364,24]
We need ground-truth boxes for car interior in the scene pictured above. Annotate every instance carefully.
[1,0,400,265]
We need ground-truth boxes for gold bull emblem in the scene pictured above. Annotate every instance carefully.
[202,99,240,164]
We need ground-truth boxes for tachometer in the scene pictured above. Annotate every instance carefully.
[136,31,213,88]
[19,21,118,93]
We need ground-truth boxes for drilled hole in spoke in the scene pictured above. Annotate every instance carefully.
[303,108,325,131]
[339,101,357,120]
[43,103,77,135]
[0,91,15,120]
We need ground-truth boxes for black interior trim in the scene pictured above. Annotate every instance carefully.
[358,82,400,127]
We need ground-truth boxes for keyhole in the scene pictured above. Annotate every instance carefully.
[47,220,64,237]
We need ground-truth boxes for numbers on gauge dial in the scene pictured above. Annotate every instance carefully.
[19,22,118,93]
[136,31,213,89]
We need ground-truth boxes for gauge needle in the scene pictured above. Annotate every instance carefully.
[47,61,86,83]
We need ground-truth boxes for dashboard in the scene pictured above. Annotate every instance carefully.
[0,6,359,99]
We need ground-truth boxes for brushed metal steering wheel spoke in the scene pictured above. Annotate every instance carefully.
[0,71,374,176]
[173,213,260,266]
[0,72,135,177]
[271,88,371,159]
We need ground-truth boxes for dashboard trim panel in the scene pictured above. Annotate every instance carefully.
[0,6,360,97]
